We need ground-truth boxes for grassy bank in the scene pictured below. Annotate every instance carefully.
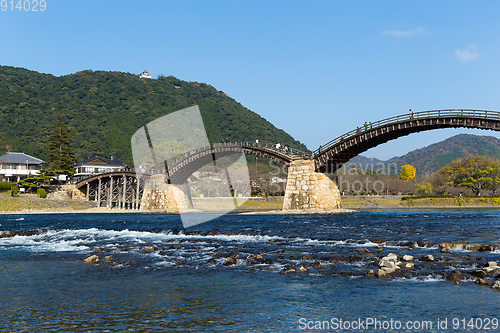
[402,196,500,208]
[341,196,404,209]
[341,195,500,209]
[0,196,95,213]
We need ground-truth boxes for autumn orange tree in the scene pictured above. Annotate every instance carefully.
[400,164,416,181]
[439,156,500,196]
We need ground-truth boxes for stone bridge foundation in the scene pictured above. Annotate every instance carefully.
[283,159,341,210]
[140,175,192,212]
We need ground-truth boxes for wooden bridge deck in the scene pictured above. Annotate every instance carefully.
[313,109,500,172]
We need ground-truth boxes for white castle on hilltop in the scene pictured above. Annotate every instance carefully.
[139,70,152,79]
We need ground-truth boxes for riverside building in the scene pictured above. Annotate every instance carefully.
[0,152,45,182]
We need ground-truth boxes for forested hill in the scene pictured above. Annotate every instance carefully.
[0,66,306,165]
[393,134,500,175]
[349,134,500,175]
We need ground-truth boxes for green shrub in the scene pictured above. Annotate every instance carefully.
[11,185,19,197]
[0,181,12,191]
[415,182,433,195]
[37,188,46,198]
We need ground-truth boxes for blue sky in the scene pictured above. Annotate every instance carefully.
[1,1,499,159]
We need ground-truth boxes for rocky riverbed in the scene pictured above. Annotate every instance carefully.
[49,232,500,291]
[2,211,499,292]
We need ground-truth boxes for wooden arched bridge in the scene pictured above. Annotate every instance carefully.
[313,109,500,173]
[74,143,306,208]
[74,108,500,209]
[74,170,148,209]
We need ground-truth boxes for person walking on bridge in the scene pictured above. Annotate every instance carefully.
[409,109,414,119]
[255,139,259,147]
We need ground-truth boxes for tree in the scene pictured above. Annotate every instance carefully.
[440,156,500,196]
[415,182,433,195]
[400,164,416,182]
[430,172,449,194]
[17,169,64,192]
[47,120,75,172]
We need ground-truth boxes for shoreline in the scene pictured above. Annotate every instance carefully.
[5,206,500,215]
[3,195,500,214]
[0,207,357,215]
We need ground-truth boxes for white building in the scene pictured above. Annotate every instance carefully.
[73,156,127,181]
[0,152,45,182]
[139,70,152,79]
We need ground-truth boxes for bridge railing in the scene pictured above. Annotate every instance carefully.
[132,142,310,176]
[313,109,500,157]
[235,141,308,158]
[164,141,308,166]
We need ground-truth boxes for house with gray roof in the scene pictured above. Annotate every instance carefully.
[0,152,45,182]
[73,156,127,181]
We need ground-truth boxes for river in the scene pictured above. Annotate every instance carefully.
[1,211,499,332]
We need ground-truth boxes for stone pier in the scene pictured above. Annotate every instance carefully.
[139,175,191,212]
[283,159,341,210]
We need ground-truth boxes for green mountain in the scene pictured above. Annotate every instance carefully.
[0,66,306,165]
[349,134,500,175]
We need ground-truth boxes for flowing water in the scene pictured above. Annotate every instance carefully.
[0,211,499,332]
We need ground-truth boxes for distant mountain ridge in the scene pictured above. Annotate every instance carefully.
[349,134,500,175]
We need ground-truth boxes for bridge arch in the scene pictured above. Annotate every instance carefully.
[313,109,500,173]
[74,170,150,209]
[165,142,305,183]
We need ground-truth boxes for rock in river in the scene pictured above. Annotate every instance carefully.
[421,255,435,262]
[402,255,414,262]
[223,257,237,266]
[439,243,464,250]
[400,262,414,269]
[141,246,157,254]
[470,270,488,278]
[84,255,99,263]
[475,278,492,286]
[445,270,462,282]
